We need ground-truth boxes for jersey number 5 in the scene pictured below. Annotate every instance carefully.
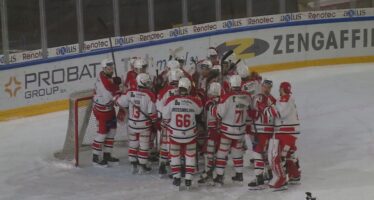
[176,114,191,127]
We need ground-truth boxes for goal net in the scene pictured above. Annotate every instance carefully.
[54,89,127,166]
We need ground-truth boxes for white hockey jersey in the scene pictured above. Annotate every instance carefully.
[93,71,120,112]
[250,93,278,134]
[274,94,300,137]
[217,91,251,140]
[156,84,178,118]
[162,95,203,143]
[205,98,219,129]
[116,89,157,130]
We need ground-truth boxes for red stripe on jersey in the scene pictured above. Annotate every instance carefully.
[233,159,243,165]
[278,127,296,132]
[160,151,169,157]
[128,149,138,156]
[215,159,227,166]
[264,127,275,132]
[104,140,114,146]
[138,150,149,157]
[220,125,228,131]
[92,143,102,149]
[255,161,265,168]
[185,167,195,173]
[171,167,181,173]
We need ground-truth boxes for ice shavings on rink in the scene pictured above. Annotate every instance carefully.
[1,63,374,200]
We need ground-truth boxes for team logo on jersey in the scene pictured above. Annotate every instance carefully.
[216,38,269,60]
[4,76,22,98]
[175,100,180,105]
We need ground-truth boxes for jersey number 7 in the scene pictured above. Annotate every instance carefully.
[235,110,243,123]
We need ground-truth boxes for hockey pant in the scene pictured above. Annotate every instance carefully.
[169,139,196,180]
[252,134,272,176]
[92,109,117,156]
[93,109,117,134]
[268,135,300,188]
[215,135,244,176]
[128,128,151,165]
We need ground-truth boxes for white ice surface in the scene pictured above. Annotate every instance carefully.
[1,63,374,200]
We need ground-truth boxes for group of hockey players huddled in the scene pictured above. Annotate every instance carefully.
[91,47,301,191]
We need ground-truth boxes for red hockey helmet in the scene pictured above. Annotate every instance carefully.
[280,81,292,94]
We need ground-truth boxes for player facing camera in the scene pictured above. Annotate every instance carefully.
[101,58,121,85]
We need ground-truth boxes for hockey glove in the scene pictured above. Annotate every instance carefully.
[113,77,122,85]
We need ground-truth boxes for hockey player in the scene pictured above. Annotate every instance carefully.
[123,57,139,92]
[162,77,203,189]
[237,65,262,96]
[207,47,220,65]
[116,73,157,174]
[198,82,221,184]
[213,75,251,185]
[248,94,278,190]
[262,79,276,105]
[154,60,181,92]
[118,58,149,135]
[268,82,301,190]
[91,58,122,166]
[196,60,216,97]
[156,69,185,175]
[221,55,239,93]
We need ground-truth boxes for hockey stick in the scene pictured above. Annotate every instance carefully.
[220,49,234,65]
[219,50,234,84]
[97,17,118,77]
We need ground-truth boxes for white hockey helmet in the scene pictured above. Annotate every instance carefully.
[129,57,139,68]
[167,60,180,70]
[134,58,147,69]
[168,69,185,83]
[136,73,152,88]
[208,82,221,97]
[101,58,114,76]
[101,58,114,68]
[229,75,242,88]
[178,77,192,95]
[200,60,213,69]
[237,64,249,78]
[208,47,218,56]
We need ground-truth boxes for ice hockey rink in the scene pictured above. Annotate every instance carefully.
[1,62,374,200]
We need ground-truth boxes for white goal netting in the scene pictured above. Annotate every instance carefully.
[54,89,127,166]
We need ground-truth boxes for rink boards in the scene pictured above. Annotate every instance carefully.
[0,8,374,121]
